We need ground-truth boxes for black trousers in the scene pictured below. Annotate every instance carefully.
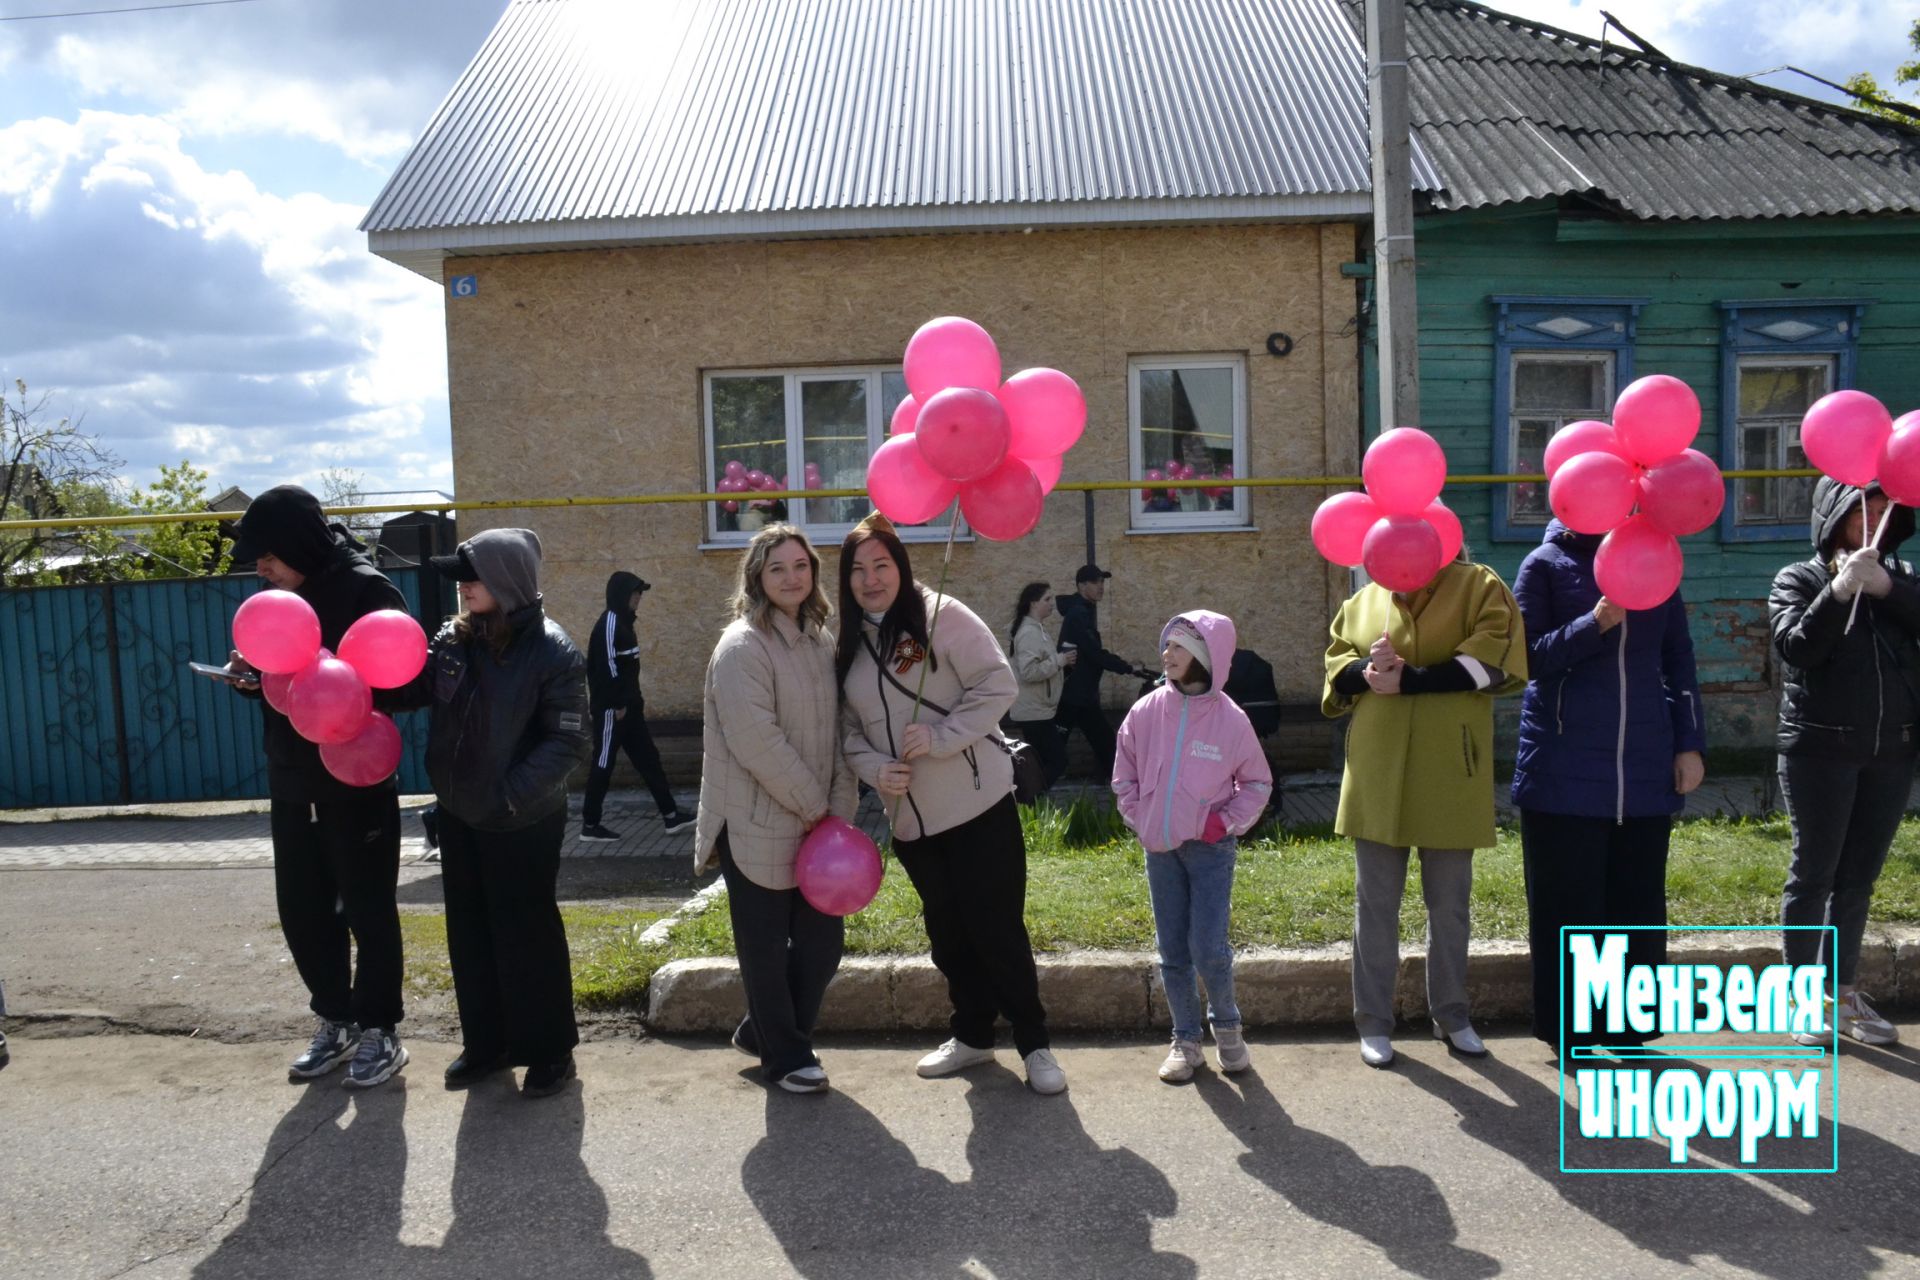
[894,794,1050,1055]
[582,705,677,825]
[439,807,579,1064]
[1010,718,1068,790]
[719,832,844,1079]
[1779,746,1916,985]
[1053,703,1116,783]
[1520,809,1671,1050]
[270,790,403,1031]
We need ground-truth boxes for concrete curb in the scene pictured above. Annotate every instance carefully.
[645,925,1920,1034]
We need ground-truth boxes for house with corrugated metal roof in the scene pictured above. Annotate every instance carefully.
[1341,0,1920,747]
[363,0,1410,743]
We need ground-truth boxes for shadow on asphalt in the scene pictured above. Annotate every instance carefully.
[1394,1050,1920,1278]
[743,1064,1196,1278]
[395,857,699,907]
[192,1074,650,1279]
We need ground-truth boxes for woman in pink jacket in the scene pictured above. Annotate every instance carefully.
[1114,610,1273,1083]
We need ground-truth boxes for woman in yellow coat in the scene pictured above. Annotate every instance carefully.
[1323,557,1526,1068]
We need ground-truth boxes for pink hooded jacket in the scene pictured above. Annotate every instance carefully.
[1113,610,1274,853]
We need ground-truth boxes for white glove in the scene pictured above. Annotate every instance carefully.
[1832,552,1869,600]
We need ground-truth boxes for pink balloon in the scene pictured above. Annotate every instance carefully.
[1027,452,1064,495]
[914,386,1010,482]
[1363,428,1448,516]
[1141,468,1166,502]
[999,367,1085,460]
[804,475,823,491]
[1549,450,1639,535]
[233,589,321,675]
[903,316,1002,401]
[1613,375,1701,466]
[746,469,771,489]
[1543,420,1626,479]
[890,396,919,437]
[1637,449,1725,536]
[287,656,372,745]
[724,460,747,482]
[320,711,403,788]
[1311,491,1383,567]
[1802,389,1894,486]
[1423,499,1464,564]
[717,478,744,493]
[959,456,1046,541]
[1362,516,1444,593]
[794,817,884,916]
[1879,417,1920,506]
[338,609,428,690]
[867,434,959,525]
[1595,514,1684,611]
[804,461,823,478]
[260,660,308,714]
[720,499,740,514]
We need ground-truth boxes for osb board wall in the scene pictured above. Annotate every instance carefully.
[443,222,1362,720]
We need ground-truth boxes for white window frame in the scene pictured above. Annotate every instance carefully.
[702,365,960,546]
[1126,354,1249,532]
[1732,353,1833,527]
[1505,349,1616,528]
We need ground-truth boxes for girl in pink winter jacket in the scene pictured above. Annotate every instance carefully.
[1114,610,1274,1083]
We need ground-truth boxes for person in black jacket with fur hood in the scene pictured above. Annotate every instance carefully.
[581,569,692,840]
[223,485,418,1089]
[427,528,591,1097]
[1770,477,1920,1048]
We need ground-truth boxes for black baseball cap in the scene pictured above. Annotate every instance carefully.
[1074,563,1113,584]
[429,545,481,582]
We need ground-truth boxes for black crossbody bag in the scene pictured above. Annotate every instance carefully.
[862,634,1048,806]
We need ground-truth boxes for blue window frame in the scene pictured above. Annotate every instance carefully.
[1490,296,1645,542]
[1717,300,1869,543]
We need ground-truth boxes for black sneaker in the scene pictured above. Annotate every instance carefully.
[419,805,440,849]
[662,811,696,835]
[344,1027,409,1089]
[522,1053,577,1098]
[444,1048,510,1089]
[580,824,621,842]
[0,1028,9,1071]
[289,1019,359,1081]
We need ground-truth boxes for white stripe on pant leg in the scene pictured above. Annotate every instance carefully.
[597,711,616,769]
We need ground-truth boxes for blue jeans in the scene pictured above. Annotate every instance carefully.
[1145,837,1241,1042]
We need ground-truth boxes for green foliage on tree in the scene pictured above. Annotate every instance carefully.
[1,378,123,581]
[116,461,236,581]
[1846,19,1920,122]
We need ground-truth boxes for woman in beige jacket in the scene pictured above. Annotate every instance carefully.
[695,524,857,1094]
[836,514,1065,1095]
[1007,581,1077,789]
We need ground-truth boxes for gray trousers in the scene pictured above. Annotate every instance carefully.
[1353,839,1475,1037]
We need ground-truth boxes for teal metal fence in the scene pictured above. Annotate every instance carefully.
[0,568,447,808]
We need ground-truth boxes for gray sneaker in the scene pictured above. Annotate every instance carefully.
[344,1027,409,1089]
[1838,991,1899,1045]
[289,1019,359,1080]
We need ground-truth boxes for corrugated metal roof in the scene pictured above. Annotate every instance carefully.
[1350,0,1920,220]
[365,0,1441,275]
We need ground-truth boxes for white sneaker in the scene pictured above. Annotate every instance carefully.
[916,1038,996,1078]
[778,1065,829,1093]
[1360,1035,1394,1068]
[1433,1021,1490,1057]
[1023,1047,1067,1095]
[1211,1023,1251,1074]
[1158,1038,1204,1083]
[1838,991,1899,1045]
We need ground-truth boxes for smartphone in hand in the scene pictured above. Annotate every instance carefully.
[188,661,251,685]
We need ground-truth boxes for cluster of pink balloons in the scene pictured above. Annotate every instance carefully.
[232,592,427,787]
[1542,375,1723,611]
[716,460,823,515]
[1801,389,1920,502]
[1140,461,1233,504]
[1311,428,1460,592]
[868,317,1085,540]
[793,816,884,916]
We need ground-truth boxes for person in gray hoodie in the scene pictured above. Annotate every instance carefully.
[427,529,592,1097]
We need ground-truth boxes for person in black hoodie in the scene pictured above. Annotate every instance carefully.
[582,570,692,840]
[1770,477,1920,1047]
[1053,564,1137,783]
[222,485,417,1088]
[427,529,592,1097]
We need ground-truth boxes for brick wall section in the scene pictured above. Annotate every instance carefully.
[442,223,1363,740]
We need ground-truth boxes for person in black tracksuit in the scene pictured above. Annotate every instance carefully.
[582,570,691,839]
[1770,478,1920,1047]
[1054,564,1136,783]
[427,529,592,1097]
[224,485,419,1088]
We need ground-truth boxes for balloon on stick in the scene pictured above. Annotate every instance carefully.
[1361,516,1444,593]
[913,386,1010,482]
[1026,452,1064,496]
[902,316,1001,401]
[867,435,959,525]
[958,456,1045,541]
[1543,420,1626,479]
[1595,514,1684,610]
[1423,499,1464,564]
[1311,491,1383,567]
[1801,390,1893,487]
[1548,450,1639,535]
[999,367,1086,460]
[1636,449,1726,536]
[1878,412,1920,507]
[1612,375,1701,466]
[889,396,920,437]
[1363,428,1447,516]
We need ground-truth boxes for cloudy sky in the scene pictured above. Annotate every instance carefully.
[0,0,1910,501]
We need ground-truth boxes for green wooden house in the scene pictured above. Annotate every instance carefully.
[1348,0,1920,746]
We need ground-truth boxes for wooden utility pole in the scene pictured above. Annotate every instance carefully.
[1366,0,1420,429]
